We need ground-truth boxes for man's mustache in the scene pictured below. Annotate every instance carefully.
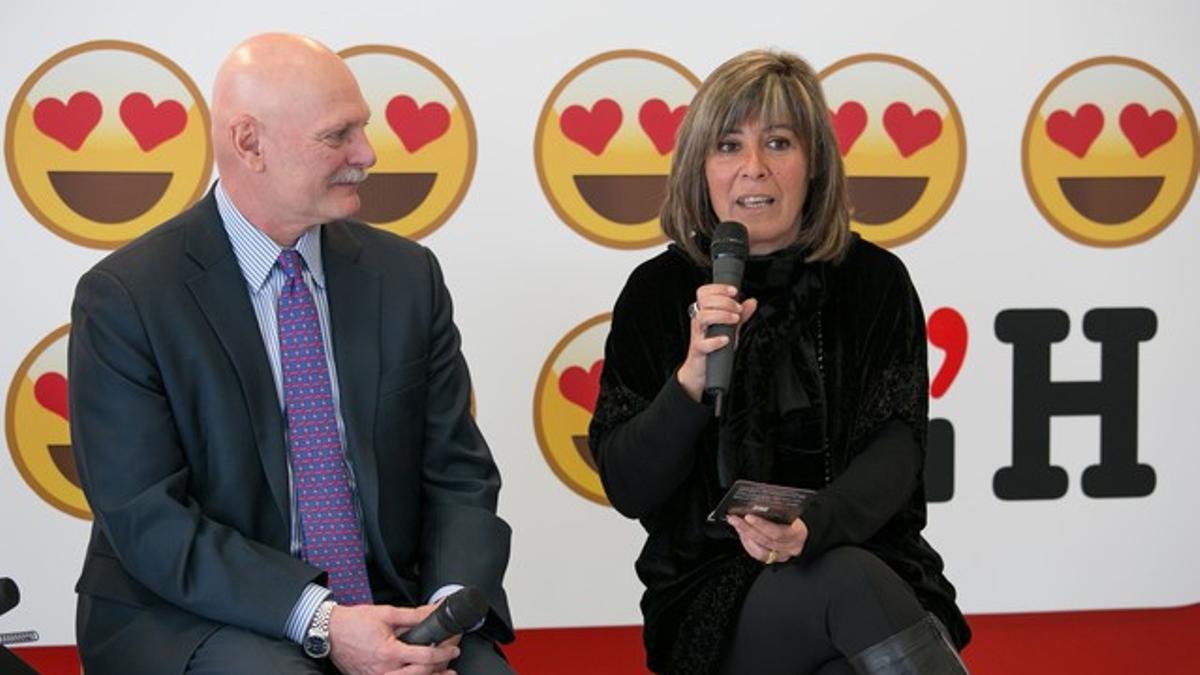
[331,167,369,185]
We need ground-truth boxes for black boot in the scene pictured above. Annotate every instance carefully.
[846,614,968,674]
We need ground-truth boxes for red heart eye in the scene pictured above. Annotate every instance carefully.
[638,99,687,155]
[119,93,187,152]
[560,99,622,156]
[33,92,102,151]
[34,372,70,421]
[1119,104,1177,157]
[830,101,867,156]
[883,102,943,158]
[1045,104,1104,159]
[386,95,451,153]
[558,359,604,413]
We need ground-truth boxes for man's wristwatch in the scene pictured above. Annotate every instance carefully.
[303,599,337,659]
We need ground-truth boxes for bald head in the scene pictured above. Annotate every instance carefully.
[210,33,374,244]
[212,34,353,160]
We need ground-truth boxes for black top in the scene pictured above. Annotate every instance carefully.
[589,235,969,673]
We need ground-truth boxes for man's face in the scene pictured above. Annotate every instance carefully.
[261,70,376,227]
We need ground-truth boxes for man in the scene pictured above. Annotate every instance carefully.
[69,33,513,674]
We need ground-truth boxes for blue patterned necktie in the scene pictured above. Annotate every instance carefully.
[276,249,372,605]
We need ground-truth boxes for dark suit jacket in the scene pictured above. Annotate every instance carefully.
[68,191,513,674]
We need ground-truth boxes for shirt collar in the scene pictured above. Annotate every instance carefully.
[215,182,326,292]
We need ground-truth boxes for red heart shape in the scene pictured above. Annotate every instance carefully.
[830,101,867,156]
[33,92,101,151]
[927,307,967,399]
[385,95,450,153]
[558,359,604,414]
[883,102,943,158]
[1045,104,1103,159]
[1119,103,1177,158]
[34,372,70,421]
[638,99,687,154]
[119,93,187,152]
[560,98,622,156]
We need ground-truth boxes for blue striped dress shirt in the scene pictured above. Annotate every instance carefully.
[215,184,353,642]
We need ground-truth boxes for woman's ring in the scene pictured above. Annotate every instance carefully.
[765,549,778,565]
[687,302,699,319]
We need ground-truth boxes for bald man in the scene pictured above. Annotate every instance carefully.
[69,34,513,674]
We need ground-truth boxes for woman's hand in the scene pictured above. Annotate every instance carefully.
[676,284,758,401]
[726,514,809,565]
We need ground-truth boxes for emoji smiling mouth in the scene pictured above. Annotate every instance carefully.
[1057,176,1163,224]
[573,175,667,224]
[355,172,437,223]
[47,443,82,488]
[572,435,598,471]
[48,171,172,223]
[847,176,929,224]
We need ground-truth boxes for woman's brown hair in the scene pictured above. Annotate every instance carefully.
[660,49,852,266]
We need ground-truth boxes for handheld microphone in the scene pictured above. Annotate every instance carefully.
[0,579,18,618]
[704,221,748,415]
[397,586,488,646]
[0,578,40,647]
[0,577,40,674]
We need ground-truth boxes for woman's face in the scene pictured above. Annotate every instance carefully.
[704,117,808,255]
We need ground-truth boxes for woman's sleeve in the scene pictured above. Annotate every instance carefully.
[588,267,712,519]
[799,256,930,559]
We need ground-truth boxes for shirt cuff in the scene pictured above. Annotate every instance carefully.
[429,584,485,633]
[284,583,333,643]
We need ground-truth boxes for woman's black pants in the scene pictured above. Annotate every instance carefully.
[719,546,927,675]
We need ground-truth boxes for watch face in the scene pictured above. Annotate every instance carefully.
[303,634,330,658]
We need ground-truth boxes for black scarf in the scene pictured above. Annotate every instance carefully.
[716,245,830,489]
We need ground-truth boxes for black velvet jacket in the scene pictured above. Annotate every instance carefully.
[589,236,969,674]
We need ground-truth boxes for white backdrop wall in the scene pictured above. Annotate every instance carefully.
[2,0,1197,646]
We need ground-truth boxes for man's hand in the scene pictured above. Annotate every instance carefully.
[329,604,460,675]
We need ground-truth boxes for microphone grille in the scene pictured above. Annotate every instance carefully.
[443,586,489,632]
[0,577,19,616]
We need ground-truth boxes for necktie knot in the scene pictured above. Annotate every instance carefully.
[278,249,305,281]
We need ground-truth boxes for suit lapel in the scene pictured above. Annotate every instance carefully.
[182,194,291,525]
[322,223,383,544]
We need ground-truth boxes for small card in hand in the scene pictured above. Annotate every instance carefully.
[707,479,816,525]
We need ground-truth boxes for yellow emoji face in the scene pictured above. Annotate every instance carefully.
[821,54,966,247]
[5,325,89,519]
[533,314,611,505]
[1023,57,1197,246]
[340,45,475,240]
[535,50,698,249]
[5,40,211,248]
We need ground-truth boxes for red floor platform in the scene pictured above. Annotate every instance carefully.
[10,603,1199,674]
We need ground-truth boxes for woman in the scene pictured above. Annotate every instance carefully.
[589,50,970,674]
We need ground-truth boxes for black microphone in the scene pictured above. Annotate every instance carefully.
[0,579,18,618]
[704,221,748,415]
[397,586,488,646]
[0,577,40,674]
[0,577,38,646]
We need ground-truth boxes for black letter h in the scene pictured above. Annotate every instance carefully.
[994,308,1156,500]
